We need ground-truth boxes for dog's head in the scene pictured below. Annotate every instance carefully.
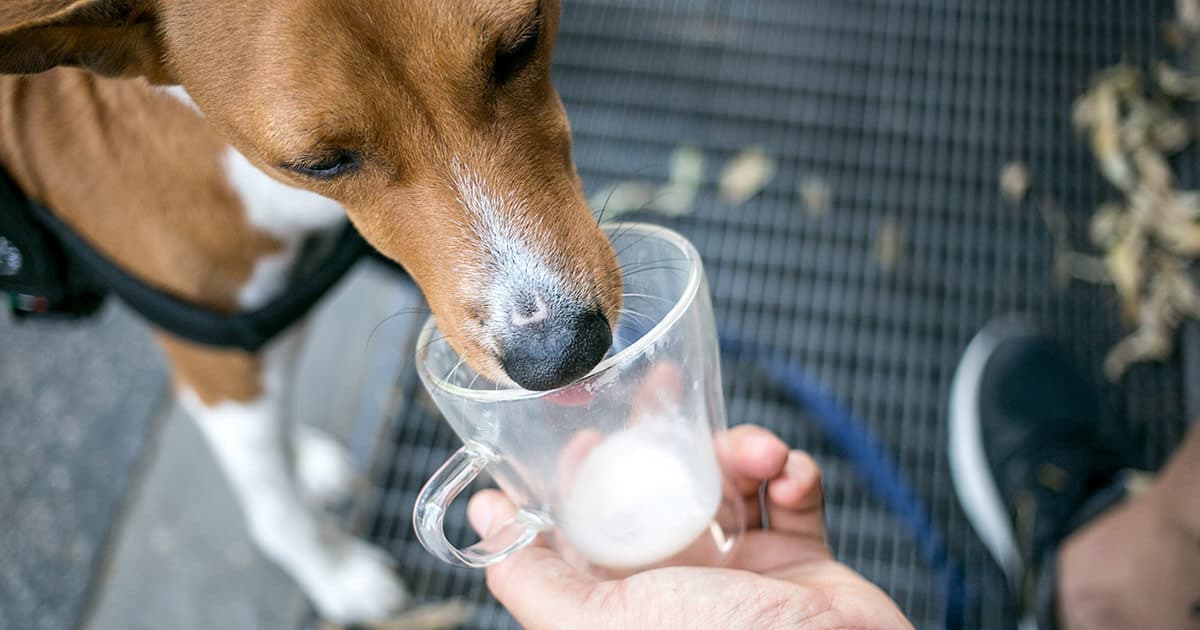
[0,0,621,390]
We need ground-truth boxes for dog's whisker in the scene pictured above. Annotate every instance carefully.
[610,230,660,260]
[366,306,432,350]
[592,257,691,299]
[617,308,655,328]
[416,331,450,356]
[618,263,689,279]
[614,254,689,274]
[443,356,468,385]
[622,292,673,305]
[594,184,621,225]
[617,255,689,271]
[593,162,665,226]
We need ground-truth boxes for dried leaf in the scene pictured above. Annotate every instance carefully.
[650,186,697,216]
[1059,252,1111,284]
[1170,190,1200,218]
[1094,64,1144,95]
[1105,231,1145,321]
[1179,0,1200,33]
[591,181,658,222]
[1155,61,1200,100]
[1164,267,1200,318]
[798,174,832,218]
[1089,85,1136,192]
[319,600,473,630]
[1103,320,1173,380]
[1154,211,1200,255]
[1150,112,1191,152]
[1088,201,1127,248]
[650,145,705,216]
[1132,147,1173,192]
[999,161,1030,204]
[874,216,904,271]
[718,147,775,205]
[1071,92,1097,132]
[668,144,705,186]
[1034,197,1084,289]
[1103,280,1176,380]
[1050,249,1110,288]
[1122,98,1191,153]
[1062,39,1200,376]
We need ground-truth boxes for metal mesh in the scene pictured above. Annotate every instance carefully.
[355,2,1191,628]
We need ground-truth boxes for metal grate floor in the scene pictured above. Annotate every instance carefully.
[354,2,1192,628]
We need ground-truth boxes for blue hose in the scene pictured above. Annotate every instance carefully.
[718,329,970,630]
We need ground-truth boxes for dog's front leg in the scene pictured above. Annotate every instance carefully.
[156,330,409,624]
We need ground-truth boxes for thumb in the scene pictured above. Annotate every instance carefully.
[467,490,598,627]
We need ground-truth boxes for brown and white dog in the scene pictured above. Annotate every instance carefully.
[0,0,621,622]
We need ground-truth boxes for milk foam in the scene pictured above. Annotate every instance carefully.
[558,419,721,569]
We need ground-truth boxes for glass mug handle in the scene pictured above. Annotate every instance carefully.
[413,443,545,568]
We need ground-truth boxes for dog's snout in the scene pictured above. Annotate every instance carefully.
[510,293,550,327]
[500,306,612,391]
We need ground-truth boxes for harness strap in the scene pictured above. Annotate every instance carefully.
[28,202,392,352]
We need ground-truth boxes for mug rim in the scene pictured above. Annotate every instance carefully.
[415,222,702,403]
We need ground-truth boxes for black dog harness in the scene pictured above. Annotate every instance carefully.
[0,166,405,352]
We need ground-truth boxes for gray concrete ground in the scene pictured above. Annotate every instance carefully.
[0,300,168,630]
[1,261,420,630]
[83,405,304,630]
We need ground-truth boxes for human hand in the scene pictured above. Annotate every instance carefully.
[467,424,913,630]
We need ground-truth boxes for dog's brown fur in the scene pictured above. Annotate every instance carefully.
[0,67,284,403]
[1,2,622,620]
[0,0,622,401]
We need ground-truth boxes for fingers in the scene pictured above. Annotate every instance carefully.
[728,450,832,574]
[763,450,826,541]
[717,424,790,497]
[467,490,516,540]
[467,491,597,628]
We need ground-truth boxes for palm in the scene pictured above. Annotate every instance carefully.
[473,424,914,630]
[597,539,906,629]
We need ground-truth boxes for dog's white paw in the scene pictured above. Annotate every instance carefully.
[295,427,358,507]
[307,539,411,624]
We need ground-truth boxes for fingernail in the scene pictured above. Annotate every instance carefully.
[785,451,811,483]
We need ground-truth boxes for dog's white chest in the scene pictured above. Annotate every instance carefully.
[223,150,347,309]
[160,87,349,309]
[161,85,346,239]
[221,148,346,241]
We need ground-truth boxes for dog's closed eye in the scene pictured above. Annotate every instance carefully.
[282,149,361,180]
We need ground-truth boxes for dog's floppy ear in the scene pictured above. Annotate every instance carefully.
[0,0,173,82]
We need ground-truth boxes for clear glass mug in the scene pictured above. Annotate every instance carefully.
[413,223,742,574]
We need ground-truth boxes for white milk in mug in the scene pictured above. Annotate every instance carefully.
[558,418,722,569]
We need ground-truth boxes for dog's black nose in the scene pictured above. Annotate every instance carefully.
[500,305,612,391]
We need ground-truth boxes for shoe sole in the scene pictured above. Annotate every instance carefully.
[948,317,1031,592]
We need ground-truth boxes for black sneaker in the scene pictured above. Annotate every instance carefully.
[948,317,1134,629]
